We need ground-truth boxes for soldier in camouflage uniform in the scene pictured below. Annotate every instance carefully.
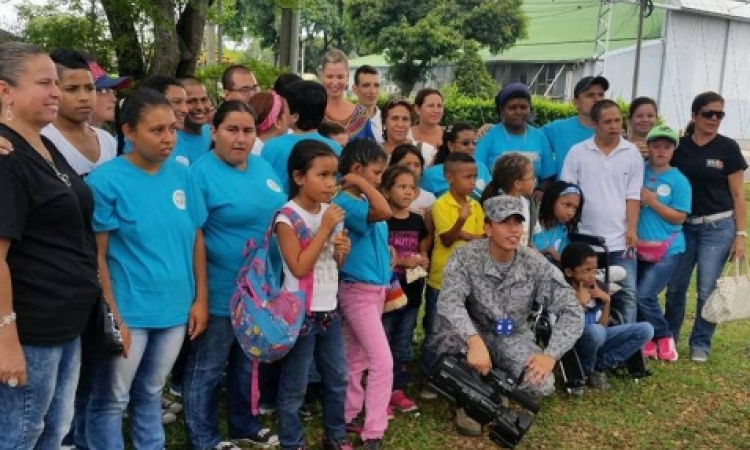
[435,196,584,400]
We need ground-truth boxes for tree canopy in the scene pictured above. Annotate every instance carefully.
[346,0,527,95]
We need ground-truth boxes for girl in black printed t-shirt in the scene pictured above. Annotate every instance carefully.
[665,91,748,363]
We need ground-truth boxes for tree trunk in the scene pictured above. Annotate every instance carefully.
[100,0,146,79]
[176,0,210,77]
[149,0,181,76]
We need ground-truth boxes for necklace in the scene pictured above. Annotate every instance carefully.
[45,157,72,187]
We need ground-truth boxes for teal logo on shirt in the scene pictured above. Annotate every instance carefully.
[173,190,187,210]
[267,179,282,193]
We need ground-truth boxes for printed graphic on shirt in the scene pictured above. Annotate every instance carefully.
[390,229,420,277]
[173,190,187,210]
[267,179,282,193]
[176,156,190,167]
[706,159,724,169]
[656,184,671,197]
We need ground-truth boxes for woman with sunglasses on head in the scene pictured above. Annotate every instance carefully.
[665,91,747,364]
[381,98,436,166]
[474,83,556,199]
[420,122,491,200]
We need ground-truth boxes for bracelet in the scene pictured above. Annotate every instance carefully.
[0,311,17,334]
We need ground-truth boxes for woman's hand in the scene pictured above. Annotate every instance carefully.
[0,333,26,387]
[640,188,658,208]
[188,301,208,340]
[119,322,132,358]
[730,236,746,261]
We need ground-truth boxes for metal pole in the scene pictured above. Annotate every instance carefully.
[217,0,223,64]
[631,0,646,100]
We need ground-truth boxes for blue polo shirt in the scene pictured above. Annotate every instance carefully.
[333,192,391,286]
[638,166,692,255]
[542,117,595,176]
[475,124,556,181]
[87,157,207,328]
[420,161,492,201]
[261,132,342,192]
[191,152,287,316]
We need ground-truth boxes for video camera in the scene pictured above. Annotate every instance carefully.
[426,354,540,448]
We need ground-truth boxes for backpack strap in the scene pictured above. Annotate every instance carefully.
[277,206,315,313]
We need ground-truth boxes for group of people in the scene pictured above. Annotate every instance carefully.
[0,40,746,450]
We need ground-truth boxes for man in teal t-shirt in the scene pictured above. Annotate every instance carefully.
[543,76,609,177]
[179,77,214,164]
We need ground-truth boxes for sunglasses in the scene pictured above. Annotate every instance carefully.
[699,110,726,120]
[457,139,477,146]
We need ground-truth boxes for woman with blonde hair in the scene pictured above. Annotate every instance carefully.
[321,49,376,142]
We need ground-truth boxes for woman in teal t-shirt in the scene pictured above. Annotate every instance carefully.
[184,101,284,448]
[636,125,691,363]
[86,89,208,450]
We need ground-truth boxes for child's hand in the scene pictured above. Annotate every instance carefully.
[589,283,611,304]
[332,229,350,265]
[321,205,345,233]
[574,280,591,306]
[403,254,423,268]
[340,173,366,190]
[640,187,658,208]
[458,202,471,220]
[545,247,560,262]
[418,252,430,269]
[389,246,398,269]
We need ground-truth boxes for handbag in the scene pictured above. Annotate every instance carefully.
[384,274,408,313]
[636,233,677,262]
[82,293,124,358]
[702,258,750,324]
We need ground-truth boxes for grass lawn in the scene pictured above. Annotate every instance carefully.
[160,192,750,450]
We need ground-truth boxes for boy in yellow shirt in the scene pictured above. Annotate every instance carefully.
[421,153,485,396]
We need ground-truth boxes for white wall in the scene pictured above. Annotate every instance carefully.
[658,11,750,138]
[602,41,663,103]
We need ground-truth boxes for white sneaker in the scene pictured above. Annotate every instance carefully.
[162,411,177,424]
[419,388,438,400]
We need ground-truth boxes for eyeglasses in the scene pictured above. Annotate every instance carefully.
[230,85,261,95]
[699,110,725,120]
[457,139,477,146]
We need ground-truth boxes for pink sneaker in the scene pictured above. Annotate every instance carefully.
[386,405,395,420]
[390,390,418,413]
[643,340,658,359]
[657,337,679,362]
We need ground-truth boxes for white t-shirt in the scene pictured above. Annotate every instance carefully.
[520,196,541,247]
[276,200,339,311]
[416,141,437,167]
[371,107,384,144]
[41,124,117,176]
[410,189,436,216]
[251,137,264,156]
[560,137,644,251]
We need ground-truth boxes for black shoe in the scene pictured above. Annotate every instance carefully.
[345,416,364,435]
[322,437,354,450]
[299,405,314,421]
[362,439,383,450]
[232,428,280,448]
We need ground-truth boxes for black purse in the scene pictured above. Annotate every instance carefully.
[82,293,124,358]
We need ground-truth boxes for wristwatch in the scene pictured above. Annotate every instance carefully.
[736,231,747,237]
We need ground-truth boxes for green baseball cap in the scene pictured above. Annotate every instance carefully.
[646,125,679,146]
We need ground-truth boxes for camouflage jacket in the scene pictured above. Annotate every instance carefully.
[435,239,584,360]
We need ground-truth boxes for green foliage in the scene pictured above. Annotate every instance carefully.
[450,42,498,100]
[195,59,286,102]
[345,0,527,96]
[18,6,115,69]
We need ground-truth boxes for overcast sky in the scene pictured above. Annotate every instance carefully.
[0,0,49,31]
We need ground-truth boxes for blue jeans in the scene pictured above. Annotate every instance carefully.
[0,337,81,450]
[575,322,654,375]
[277,312,348,449]
[182,315,264,450]
[382,304,420,390]
[86,325,186,450]
[637,253,679,339]
[666,217,735,352]
[608,250,638,324]
[420,286,439,374]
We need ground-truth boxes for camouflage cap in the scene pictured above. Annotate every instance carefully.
[483,195,526,223]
